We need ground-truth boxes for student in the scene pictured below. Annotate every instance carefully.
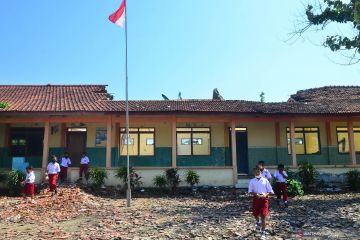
[79,152,90,181]
[21,166,36,204]
[258,161,272,182]
[248,165,274,240]
[273,164,288,207]
[47,155,61,195]
[60,152,71,183]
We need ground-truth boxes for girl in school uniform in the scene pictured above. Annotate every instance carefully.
[22,166,36,204]
[248,165,274,240]
[47,155,61,195]
[60,152,71,183]
[273,164,288,207]
[79,152,90,181]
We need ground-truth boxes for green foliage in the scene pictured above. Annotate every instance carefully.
[297,161,319,190]
[286,178,305,197]
[346,169,360,190]
[7,170,25,196]
[185,170,200,187]
[89,168,108,187]
[0,102,9,109]
[115,167,142,189]
[153,175,167,189]
[165,168,181,192]
[297,0,360,63]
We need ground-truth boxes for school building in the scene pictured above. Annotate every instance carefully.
[0,85,359,187]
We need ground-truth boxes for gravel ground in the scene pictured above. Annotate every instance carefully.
[0,186,359,239]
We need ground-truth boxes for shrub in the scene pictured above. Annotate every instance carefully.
[153,175,167,189]
[7,170,25,196]
[116,167,142,190]
[346,169,360,191]
[185,170,200,187]
[165,168,181,193]
[297,161,319,190]
[0,102,9,109]
[89,168,108,187]
[286,178,304,197]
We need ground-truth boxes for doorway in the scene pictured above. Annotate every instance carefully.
[66,128,87,167]
[229,128,249,174]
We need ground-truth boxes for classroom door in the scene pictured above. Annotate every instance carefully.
[229,128,249,174]
[67,131,87,167]
[236,131,249,174]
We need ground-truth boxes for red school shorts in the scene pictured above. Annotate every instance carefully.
[252,196,269,217]
[24,183,35,196]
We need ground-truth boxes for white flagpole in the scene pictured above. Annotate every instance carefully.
[124,0,131,207]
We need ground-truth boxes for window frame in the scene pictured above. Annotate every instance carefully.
[119,127,156,156]
[286,127,321,155]
[176,127,211,156]
[336,126,360,154]
[10,128,44,157]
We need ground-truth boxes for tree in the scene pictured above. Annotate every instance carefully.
[294,0,360,64]
[260,92,265,103]
[0,102,9,108]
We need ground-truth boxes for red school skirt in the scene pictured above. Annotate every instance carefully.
[252,196,269,217]
[24,183,35,196]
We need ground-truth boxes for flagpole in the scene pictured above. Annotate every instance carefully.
[124,0,131,208]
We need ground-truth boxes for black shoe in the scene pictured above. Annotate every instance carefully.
[276,199,281,206]
[284,202,288,208]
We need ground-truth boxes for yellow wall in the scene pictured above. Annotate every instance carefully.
[237,122,275,147]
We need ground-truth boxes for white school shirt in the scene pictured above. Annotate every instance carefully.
[273,170,288,183]
[25,171,35,184]
[248,176,274,195]
[80,156,90,165]
[47,162,61,174]
[60,157,72,167]
[261,168,272,181]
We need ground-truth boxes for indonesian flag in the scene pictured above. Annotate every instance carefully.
[109,0,126,27]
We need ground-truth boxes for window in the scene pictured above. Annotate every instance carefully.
[286,127,320,155]
[336,127,360,153]
[120,128,155,156]
[177,127,210,155]
[10,128,44,157]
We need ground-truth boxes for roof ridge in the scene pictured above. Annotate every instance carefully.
[296,85,360,94]
[0,84,108,87]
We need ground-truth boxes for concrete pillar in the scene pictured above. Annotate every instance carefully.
[106,116,112,168]
[290,121,297,167]
[42,121,50,169]
[231,120,237,184]
[171,116,177,168]
[347,120,356,165]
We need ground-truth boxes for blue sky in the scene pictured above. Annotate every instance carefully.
[0,1,359,102]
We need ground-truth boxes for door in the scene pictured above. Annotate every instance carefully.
[67,130,87,167]
[229,128,249,174]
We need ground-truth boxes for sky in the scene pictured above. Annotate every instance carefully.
[0,1,359,102]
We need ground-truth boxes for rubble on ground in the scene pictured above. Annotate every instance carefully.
[0,186,359,239]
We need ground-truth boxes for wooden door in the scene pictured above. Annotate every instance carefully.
[66,131,86,167]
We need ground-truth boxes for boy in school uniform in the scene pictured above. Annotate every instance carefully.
[21,166,36,204]
[47,155,61,195]
[248,165,274,240]
[60,152,71,183]
[79,152,90,181]
[258,161,272,182]
[273,164,288,207]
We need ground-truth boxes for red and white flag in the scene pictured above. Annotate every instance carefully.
[109,0,126,27]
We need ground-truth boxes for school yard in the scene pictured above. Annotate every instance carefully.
[0,186,359,240]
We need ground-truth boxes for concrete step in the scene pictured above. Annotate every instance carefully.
[235,178,251,189]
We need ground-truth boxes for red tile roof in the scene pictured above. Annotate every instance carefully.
[0,85,114,112]
[0,85,360,115]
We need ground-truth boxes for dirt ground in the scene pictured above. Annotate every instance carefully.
[0,186,359,239]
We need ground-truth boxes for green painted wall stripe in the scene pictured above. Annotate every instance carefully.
[113,147,172,167]
[177,147,230,167]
